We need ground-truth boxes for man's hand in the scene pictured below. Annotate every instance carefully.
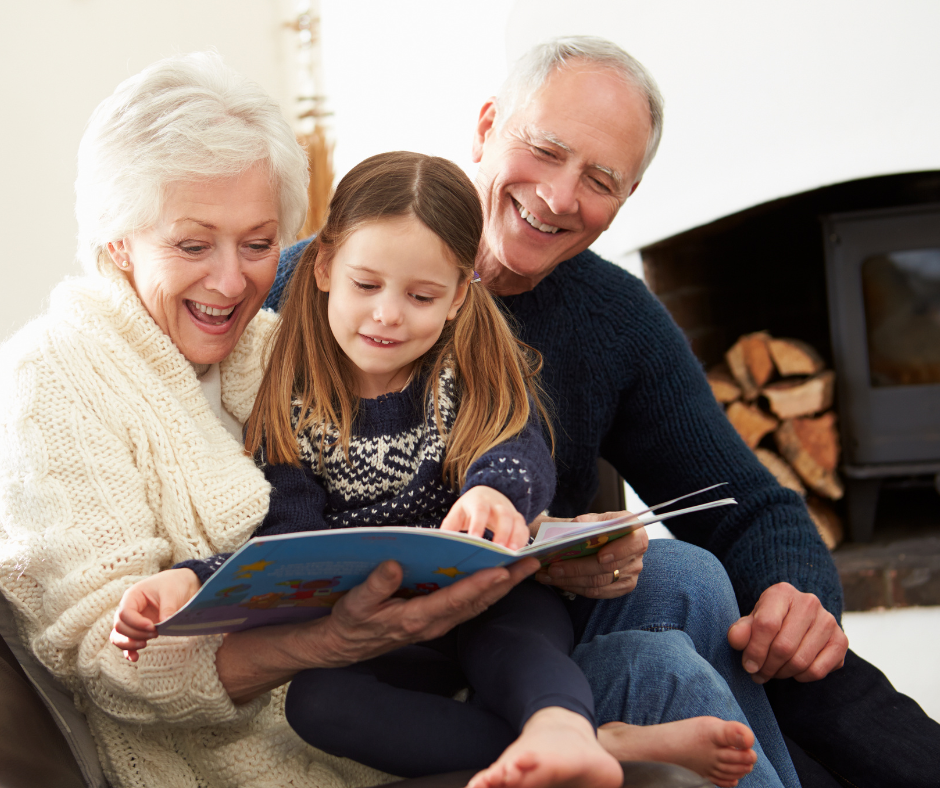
[727,582,848,684]
[533,511,649,599]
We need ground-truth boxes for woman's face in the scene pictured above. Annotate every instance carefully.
[113,166,280,365]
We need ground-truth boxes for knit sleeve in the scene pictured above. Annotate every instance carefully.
[601,282,845,622]
[255,461,330,536]
[264,237,312,312]
[0,350,263,730]
[459,406,556,523]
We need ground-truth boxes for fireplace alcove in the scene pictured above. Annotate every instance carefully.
[639,170,940,542]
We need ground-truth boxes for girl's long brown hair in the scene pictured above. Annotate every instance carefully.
[245,151,552,490]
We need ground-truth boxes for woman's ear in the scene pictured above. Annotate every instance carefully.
[107,239,132,271]
[446,278,470,321]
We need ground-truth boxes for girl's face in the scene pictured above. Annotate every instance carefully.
[315,215,469,399]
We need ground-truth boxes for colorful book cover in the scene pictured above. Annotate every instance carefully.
[157,485,734,636]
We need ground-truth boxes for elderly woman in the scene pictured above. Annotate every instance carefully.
[0,53,538,788]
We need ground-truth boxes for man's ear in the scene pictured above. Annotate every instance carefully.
[313,254,331,292]
[446,278,470,321]
[471,99,498,164]
[628,180,641,198]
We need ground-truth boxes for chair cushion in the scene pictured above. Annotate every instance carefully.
[0,592,109,788]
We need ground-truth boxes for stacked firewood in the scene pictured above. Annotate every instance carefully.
[707,332,844,549]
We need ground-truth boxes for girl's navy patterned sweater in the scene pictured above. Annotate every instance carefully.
[265,241,843,621]
[179,367,556,584]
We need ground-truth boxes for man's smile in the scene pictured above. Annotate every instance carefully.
[512,198,562,234]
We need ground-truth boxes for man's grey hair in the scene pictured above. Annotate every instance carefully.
[494,36,665,181]
[75,51,309,275]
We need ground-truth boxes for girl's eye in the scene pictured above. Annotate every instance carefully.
[411,294,435,304]
[353,280,378,291]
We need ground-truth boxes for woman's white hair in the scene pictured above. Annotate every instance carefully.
[75,51,309,274]
[495,36,665,181]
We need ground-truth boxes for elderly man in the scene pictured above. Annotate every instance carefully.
[271,36,940,788]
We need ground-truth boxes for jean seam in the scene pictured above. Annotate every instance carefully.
[636,623,684,633]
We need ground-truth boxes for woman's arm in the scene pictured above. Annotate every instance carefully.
[217,557,539,703]
[0,342,265,729]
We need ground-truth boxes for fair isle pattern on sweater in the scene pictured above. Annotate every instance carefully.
[294,368,459,529]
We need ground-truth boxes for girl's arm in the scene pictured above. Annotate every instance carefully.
[459,402,557,523]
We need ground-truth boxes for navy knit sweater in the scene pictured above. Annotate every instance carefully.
[180,367,555,584]
[266,242,844,621]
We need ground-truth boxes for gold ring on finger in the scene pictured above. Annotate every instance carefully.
[611,568,620,585]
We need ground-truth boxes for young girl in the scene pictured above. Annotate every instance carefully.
[111,152,764,788]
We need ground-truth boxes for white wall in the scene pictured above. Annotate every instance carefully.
[0,0,294,343]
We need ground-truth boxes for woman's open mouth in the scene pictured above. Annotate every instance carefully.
[186,300,237,327]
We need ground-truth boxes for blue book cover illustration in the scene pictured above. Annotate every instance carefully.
[157,485,734,636]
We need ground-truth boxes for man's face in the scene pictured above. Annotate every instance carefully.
[472,62,652,294]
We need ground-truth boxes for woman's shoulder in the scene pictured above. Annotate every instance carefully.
[0,276,116,375]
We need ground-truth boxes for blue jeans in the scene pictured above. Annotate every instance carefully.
[571,539,800,788]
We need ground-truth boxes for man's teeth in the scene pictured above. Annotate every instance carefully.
[191,302,235,317]
[516,202,560,234]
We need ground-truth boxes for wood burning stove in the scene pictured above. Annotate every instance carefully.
[823,204,940,540]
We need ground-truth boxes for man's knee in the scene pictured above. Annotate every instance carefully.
[641,539,738,622]
[574,629,732,724]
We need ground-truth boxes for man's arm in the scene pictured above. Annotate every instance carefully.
[601,280,846,680]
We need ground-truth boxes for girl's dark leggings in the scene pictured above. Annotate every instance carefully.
[284,579,595,778]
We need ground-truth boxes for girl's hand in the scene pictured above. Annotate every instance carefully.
[440,486,530,550]
[109,568,202,662]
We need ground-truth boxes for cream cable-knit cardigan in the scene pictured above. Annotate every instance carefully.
[0,269,390,788]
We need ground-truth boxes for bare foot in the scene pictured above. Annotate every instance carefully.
[597,717,756,788]
[467,707,623,788]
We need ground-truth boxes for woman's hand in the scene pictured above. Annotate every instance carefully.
[216,557,540,703]
[533,511,649,599]
[110,568,202,661]
[440,486,530,550]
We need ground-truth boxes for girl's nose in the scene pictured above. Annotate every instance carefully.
[373,297,404,326]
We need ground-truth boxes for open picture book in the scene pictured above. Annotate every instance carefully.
[157,483,735,636]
